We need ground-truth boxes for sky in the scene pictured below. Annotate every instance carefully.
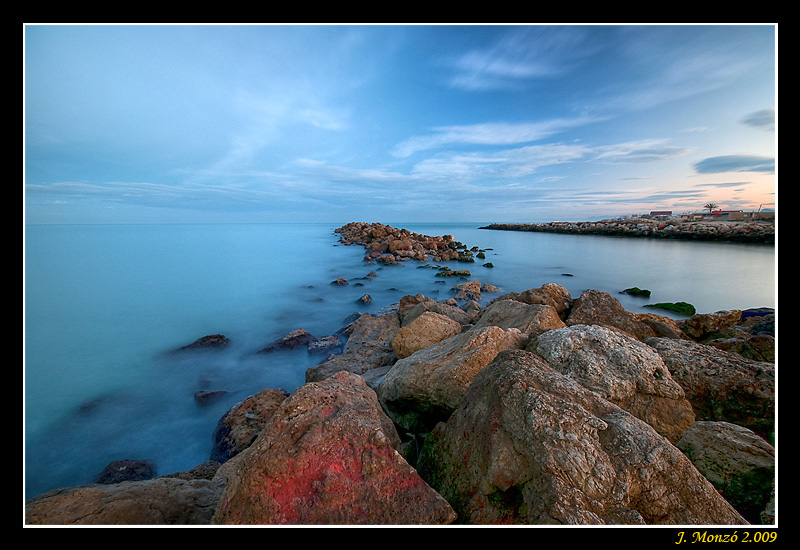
[23,24,777,224]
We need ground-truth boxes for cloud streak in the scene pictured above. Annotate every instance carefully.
[693,155,775,174]
[391,117,603,158]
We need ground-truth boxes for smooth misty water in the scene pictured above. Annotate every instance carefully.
[24,222,775,499]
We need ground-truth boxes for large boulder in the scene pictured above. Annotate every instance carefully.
[566,289,658,341]
[211,371,456,525]
[210,388,289,463]
[493,283,572,319]
[416,349,747,525]
[473,300,566,337]
[376,326,527,433]
[645,337,775,441]
[677,421,775,524]
[391,311,462,359]
[305,313,400,385]
[400,299,473,327]
[529,325,695,443]
[25,477,224,525]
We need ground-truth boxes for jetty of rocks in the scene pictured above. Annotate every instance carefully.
[25,223,776,526]
[335,221,482,264]
[480,218,775,244]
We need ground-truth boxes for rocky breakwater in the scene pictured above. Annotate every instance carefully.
[335,221,482,264]
[480,218,775,244]
[25,284,775,525]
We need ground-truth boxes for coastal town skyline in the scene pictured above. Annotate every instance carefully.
[24,24,776,224]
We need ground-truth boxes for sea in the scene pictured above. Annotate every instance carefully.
[23,222,777,499]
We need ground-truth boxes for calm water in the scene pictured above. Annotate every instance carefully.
[23,222,776,499]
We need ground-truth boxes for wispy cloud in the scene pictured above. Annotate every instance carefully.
[392,117,602,158]
[445,26,597,91]
[741,108,775,132]
[693,155,774,174]
[591,139,694,164]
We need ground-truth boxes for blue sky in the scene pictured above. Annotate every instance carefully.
[24,24,776,224]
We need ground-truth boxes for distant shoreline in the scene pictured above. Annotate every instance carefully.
[479,219,775,245]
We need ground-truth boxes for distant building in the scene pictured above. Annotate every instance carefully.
[727,211,775,220]
[683,210,775,221]
[650,211,672,217]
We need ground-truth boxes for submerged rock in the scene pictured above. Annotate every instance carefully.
[176,334,230,351]
[258,328,317,353]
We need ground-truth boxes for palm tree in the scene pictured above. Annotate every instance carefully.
[703,202,719,216]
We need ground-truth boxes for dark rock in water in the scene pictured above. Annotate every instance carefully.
[177,334,230,351]
[194,390,230,405]
[330,278,348,286]
[258,328,317,353]
[644,301,696,316]
[308,334,344,355]
[97,459,156,484]
[357,294,372,304]
[621,287,651,298]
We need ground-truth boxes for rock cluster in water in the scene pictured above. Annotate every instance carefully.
[480,219,775,244]
[25,227,776,526]
[335,221,486,264]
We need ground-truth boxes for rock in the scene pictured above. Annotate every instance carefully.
[645,337,775,441]
[163,461,222,481]
[211,371,456,525]
[451,280,482,301]
[399,299,472,327]
[210,388,290,463]
[644,302,696,316]
[176,334,230,351]
[258,328,317,353]
[621,287,651,298]
[330,278,348,286]
[376,326,528,433]
[635,312,687,339]
[680,310,742,339]
[392,311,462,360]
[305,313,400,384]
[397,293,435,316]
[97,459,156,484]
[492,283,572,319]
[416,349,747,525]
[194,390,230,406]
[356,294,371,304]
[677,421,775,524]
[473,299,566,337]
[25,477,224,525]
[566,289,658,340]
[435,268,471,277]
[376,254,399,265]
[307,334,344,355]
[529,325,695,443]
[480,283,500,293]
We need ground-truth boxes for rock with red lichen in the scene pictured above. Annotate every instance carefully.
[211,371,456,525]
